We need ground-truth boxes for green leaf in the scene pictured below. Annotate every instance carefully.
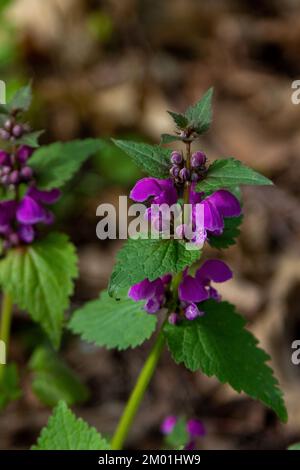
[29,139,103,189]
[0,233,78,348]
[32,401,110,450]
[165,417,189,449]
[0,363,21,409]
[208,216,243,249]
[109,239,201,298]
[167,111,189,129]
[29,347,89,407]
[69,291,157,350]
[160,134,183,144]
[112,139,171,178]
[288,443,300,450]
[14,130,44,148]
[196,158,273,194]
[185,88,213,134]
[7,84,32,113]
[164,300,287,422]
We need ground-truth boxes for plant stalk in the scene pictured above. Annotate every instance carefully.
[111,328,166,450]
[0,292,13,382]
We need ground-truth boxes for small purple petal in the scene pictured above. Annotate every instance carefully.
[128,279,156,301]
[196,259,232,283]
[207,190,241,218]
[27,187,61,204]
[16,145,34,164]
[187,419,206,437]
[0,150,10,166]
[184,303,204,320]
[130,178,162,202]
[0,200,17,227]
[16,196,47,224]
[179,275,208,303]
[160,416,177,435]
[203,199,224,232]
[18,224,35,243]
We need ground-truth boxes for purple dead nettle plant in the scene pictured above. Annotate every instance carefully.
[0,85,103,411]
[17,88,287,451]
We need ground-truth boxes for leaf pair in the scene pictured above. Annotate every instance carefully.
[70,295,287,423]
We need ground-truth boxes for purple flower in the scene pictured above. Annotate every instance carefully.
[130,178,178,206]
[161,416,206,450]
[0,186,60,248]
[0,150,10,166]
[160,415,177,434]
[128,277,166,313]
[191,187,241,235]
[16,145,34,164]
[16,187,60,225]
[179,259,232,320]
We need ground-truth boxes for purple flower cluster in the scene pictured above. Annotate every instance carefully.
[0,146,33,186]
[129,259,232,321]
[161,415,206,450]
[169,150,206,184]
[0,142,60,249]
[0,187,60,248]
[130,176,241,243]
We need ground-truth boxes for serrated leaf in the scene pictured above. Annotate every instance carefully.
[167,111,189,129]
[29,347,89,406]
[208,216,243,249]
[7,84,32,113]
[185,88,213,134]
[196,158,273,194]
[164,300,287,422]
[109,239,201,298]
[69,291,157,350]
[32,401,110,450]
[288,443,300,450]
[160,134,183,144]
[0,233,78,348]
[29,139,103,189]
[0,363,21,409]
[112,139,171,178]
[14,130,44,148]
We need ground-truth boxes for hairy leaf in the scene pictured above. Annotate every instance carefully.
[29,139,103,189]
[185,88,213,134]
[196,158,273,194]
[109,239,201,298]
[32,401,110,450]
[208,216,243,249]
[112,139,171,178]
[29,347,89,406]
[0,233,78,348]
[164,300,287,422]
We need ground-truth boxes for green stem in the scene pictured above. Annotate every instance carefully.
[0,292,13,381]
[111,328,166,450]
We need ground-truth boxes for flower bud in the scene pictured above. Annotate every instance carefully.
[9,170,20,184]
[2,165,11,175]
[12,124,24,138]
[20,166,33,180]
[17,145,34,164]
[168,312,179,325]
[169,165,180,178]
[1,175,10,185]
[170,151,183,165]
[4,118,14,132]
[179,167,190,182]
[191,151,206,168]
[184,303,204,320]
[191,171,200,182]
[0,129,10,140]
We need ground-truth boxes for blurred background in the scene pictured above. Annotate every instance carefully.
[1,0,300,450]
